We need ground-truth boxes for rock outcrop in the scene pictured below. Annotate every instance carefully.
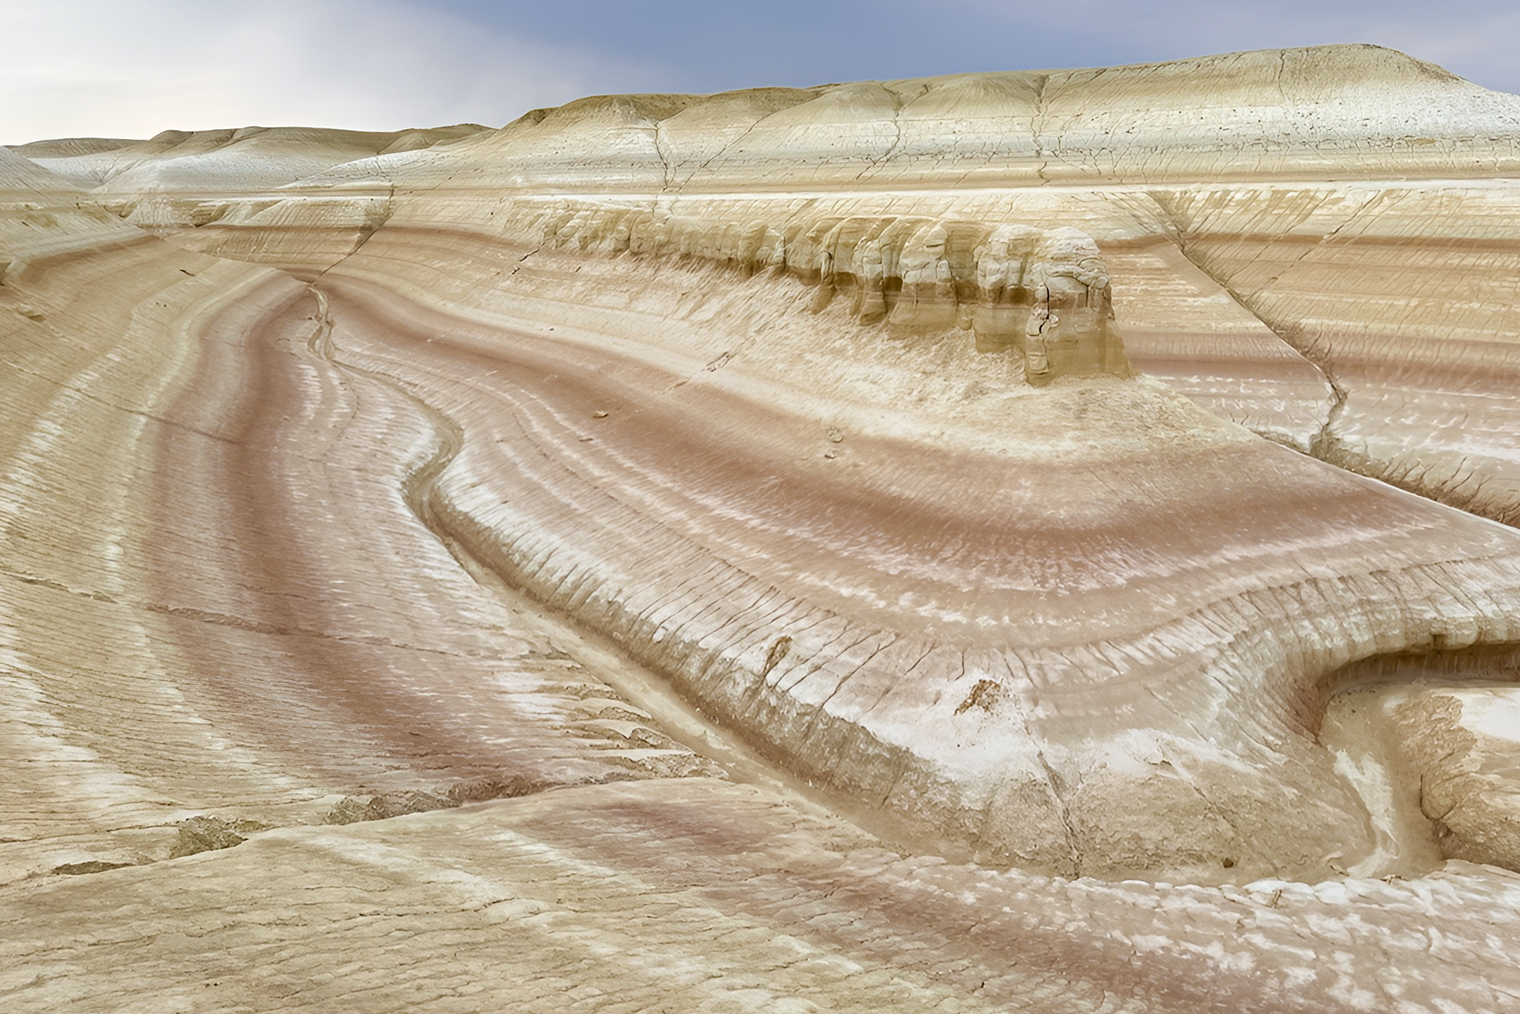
[7,43,1520,1013]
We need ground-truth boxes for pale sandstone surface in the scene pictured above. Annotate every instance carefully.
[5,137,141,159]
[1324,665,1520,872]
[1410,687,1520,867]
[17,124,487,192]
[13,124,488,244]
[301,225,1520,881]
[243,43,1518,508]
[6,778,1520,1014]
[1155,182,1520,523]
[125,44,1520,879]
[334,44,1518,194]
[0,153,723,888]
[6,43,1520,1012]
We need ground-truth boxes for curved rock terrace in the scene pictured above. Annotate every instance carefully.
[6,43,1520,1012]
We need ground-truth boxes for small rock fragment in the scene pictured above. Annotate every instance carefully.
[170,815,267,858]
[52,860,134,876]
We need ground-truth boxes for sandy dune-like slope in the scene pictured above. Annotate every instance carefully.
[8,123,487,211]
[6,43,1520,1012]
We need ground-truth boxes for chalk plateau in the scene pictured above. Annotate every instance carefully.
[6,43,1520,1011]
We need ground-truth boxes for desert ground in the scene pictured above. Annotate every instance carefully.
[5,43,1520,1012]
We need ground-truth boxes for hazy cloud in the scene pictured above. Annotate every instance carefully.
[0,0,670,143]
[4,0,1517,145]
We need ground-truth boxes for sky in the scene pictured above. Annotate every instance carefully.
[2,0,1518,143]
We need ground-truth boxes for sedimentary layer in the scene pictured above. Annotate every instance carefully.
[7,42,1520,1012]
[0,147,722,885]
[152,45,1520,519]
[86,45,1520,879]
[9,778,1520,1014]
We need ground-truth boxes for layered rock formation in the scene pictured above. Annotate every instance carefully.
[0,144,725,882]
[7,43,1520,1012]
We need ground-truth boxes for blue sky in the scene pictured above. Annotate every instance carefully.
[3,0,1518,142]
[417,0,1520,96]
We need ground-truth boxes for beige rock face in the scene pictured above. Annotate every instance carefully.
[11,779,1520,1014]
[1324,659,1520,873]
[7,43,1520,1012]
[0,145,725,885]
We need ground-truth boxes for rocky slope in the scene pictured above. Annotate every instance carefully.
[6,43,1520,1012]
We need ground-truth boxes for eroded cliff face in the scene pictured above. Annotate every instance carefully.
[7,43,1520,1013]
